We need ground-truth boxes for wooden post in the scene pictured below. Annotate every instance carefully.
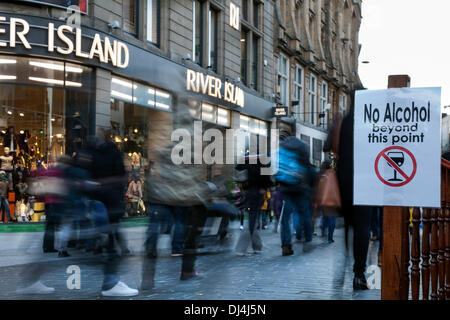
[381,75,411,300]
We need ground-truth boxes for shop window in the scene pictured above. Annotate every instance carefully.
[0,55,94,166]
[110,76,172,111]
[200,103,231,127]
[123,0,139,37]
[147,0,160,45]
[239,114,268,157]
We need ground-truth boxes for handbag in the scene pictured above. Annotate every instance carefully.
[315,168,341,210]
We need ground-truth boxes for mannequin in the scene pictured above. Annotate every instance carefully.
[3,126,18,155]
[0,147,14,191]
[0,171,12,222]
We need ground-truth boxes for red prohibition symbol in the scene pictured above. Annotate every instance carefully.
[374,146,417,187]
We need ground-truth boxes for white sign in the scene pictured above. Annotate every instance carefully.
[354,87,441,208]
[0,16,129,68]
[230,2,240,31]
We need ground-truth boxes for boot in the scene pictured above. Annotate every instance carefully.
[282,246,294,256]
[353,273,369,290]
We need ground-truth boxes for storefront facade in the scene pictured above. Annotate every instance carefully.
[0,6,275,222]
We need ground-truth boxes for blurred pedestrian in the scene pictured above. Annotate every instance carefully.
[335,88,376,290]
[275,130,315,256]
[89,129,137,296]
[260,189,271,229]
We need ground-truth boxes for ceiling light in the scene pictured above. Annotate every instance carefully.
[19,112,24,117]
[20,130,24,134]
[0,59,17,64]
[0,75,17,80]
[112,77,137,89]
[7,111,12,115]
[51,118,55,122]
[155,90,170,99]
[29,61,83,73]
[111,90,136,101]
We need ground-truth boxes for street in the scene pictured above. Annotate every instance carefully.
[0,219,381,300]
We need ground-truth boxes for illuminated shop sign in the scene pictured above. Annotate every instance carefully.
[0,16,129,68]
[272,106,288,117]
[186,69,244,108]
[17,0,88,14]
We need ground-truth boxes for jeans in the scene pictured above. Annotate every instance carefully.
[281,193,312,248]
[0,197,11,222]
[235,188,263,253]
[145,204,186,253]
[321,216,336,241]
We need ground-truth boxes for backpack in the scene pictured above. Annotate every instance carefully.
[274,146,306,185]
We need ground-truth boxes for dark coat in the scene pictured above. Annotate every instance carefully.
[90,141,126,220]
[337,112,354,207]
[278,136,315,196]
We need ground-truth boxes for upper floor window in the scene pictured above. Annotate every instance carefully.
[278,54,289,107]
[241,29,249,86]
[146,0,160,46]
[208,8,218,72]
[293,64,304,120]
[242,0,249,21]
[253,0,260,28]
[341,93,347,114]
[251,34,259,91]
[123,0,139,37]
[308,75,317,125]
[193,0,204,65]
[320,81,328,127]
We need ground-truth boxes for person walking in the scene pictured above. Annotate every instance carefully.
[275,133,315,256]
[88,129,138,297]
[260,189,271,230]
[335,89,376,290]
[234,155,272,255]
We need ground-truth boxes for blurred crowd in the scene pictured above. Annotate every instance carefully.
[10,90,383,297]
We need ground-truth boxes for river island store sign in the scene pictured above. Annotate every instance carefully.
[0,16,129,68]
[186,69,245,108]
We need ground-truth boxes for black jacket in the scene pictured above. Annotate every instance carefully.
[337,111,354,206]
[90,141,127,218]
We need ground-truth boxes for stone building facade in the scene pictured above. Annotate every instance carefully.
[274,0,363,166]
[0,0,277,180]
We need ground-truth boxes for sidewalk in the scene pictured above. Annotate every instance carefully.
[0,219,381,300]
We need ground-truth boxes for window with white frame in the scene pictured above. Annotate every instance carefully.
[308,74,317,125]
[320,81,328,127]
[193,0,203,65]
[340,93,347,114]
[200,103,231,127]
[293,64,304,121]
[146,0,160,45]
[278,54,289,106]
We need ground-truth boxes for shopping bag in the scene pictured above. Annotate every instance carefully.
[315,169,341,210]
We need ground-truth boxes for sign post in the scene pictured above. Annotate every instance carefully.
[353,75,442,299]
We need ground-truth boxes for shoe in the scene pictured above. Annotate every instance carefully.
[180,271,202,281]
[328,239,335,243]
[58,251,70,257]
[239,225,244,230]
[171,250,183,257]
[253,249,262,254]
[43,248,58,253]
[16,281,55,295]
[235,251,247,257]
[101,281,139,297]
[353,274,369,290]
[282,246,294,256]
[121,248,131,256]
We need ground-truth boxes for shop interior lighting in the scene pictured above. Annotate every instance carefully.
[111,90,136,102]
[0,75,17,80]
[217,116,229,125]
[19,112,24,117]
[134,128,138,133]
[56,134,63,138]
[124,137,128,142]
[155,102,170,110]
[155,90,170,99]
[1,130,6,134]
[202,103,214,112]
[20,130,24,134]
[240,115,249,122]
[218,108,229,116]
[148,88,155,95]
[7,110,12,115]
[112,77,137,89]
[29,61,83,73]
[202,112,214,120]
[28,77,82,87]
[51,118,55,122]
[0,58,17,64]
